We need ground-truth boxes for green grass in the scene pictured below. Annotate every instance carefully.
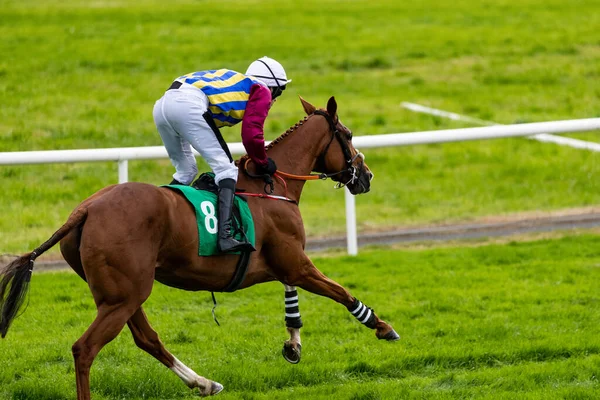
[2,2,599,398]
[1,0,600,254]
[1,233,600,399]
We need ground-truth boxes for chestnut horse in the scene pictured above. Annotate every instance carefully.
[0,96,398,399]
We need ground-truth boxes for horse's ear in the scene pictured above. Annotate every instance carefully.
[299,95,316,115]
[326,96,337,116]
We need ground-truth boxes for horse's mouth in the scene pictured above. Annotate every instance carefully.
[348,177,371,194]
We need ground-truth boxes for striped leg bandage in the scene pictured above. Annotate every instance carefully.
[347,298,377,329]
[285,289,303,329]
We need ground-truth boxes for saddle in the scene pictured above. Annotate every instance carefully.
[191,172,220,193]
[163,173,254,292]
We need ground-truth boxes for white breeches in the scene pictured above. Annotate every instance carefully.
[153,85,238,185]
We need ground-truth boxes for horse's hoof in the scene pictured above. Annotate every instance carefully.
[380,329,400,341]
[210,381,224,395]
[282,342,302,364]
[199,381,223,397]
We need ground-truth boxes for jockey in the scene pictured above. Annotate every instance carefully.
[153,56,291,253]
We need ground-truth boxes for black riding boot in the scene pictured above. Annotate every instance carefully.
[217,179,255,253]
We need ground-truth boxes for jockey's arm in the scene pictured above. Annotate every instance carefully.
[241,84,271,167]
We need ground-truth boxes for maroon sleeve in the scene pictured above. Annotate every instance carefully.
[241,83,271,166]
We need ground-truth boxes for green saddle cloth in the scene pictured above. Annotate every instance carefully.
[163,185,255,256]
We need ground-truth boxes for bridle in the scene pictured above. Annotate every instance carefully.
[243,110,365,196]
[311,110,365,189]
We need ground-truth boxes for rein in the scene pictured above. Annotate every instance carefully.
[243,158,326,182]
[242,110,364,199]
[235,191,298,204]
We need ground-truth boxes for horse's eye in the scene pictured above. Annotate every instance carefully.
[346,132,353,140]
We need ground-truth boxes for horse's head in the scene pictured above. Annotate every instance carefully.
[300,96,373,194]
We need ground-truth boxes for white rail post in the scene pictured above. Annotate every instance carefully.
[345,187,358,255]
[118,160,128,183]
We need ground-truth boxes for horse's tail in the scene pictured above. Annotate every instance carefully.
[0,205,89,338]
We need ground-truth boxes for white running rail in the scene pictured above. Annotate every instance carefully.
[401,102,600,152]
[2,118,600,255]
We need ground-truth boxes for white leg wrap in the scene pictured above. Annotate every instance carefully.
[348,299,377,329]
[284,285,303,329]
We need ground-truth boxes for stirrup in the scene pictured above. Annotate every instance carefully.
[218,237,256,253]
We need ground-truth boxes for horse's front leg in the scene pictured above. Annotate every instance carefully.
[282,284,302,363]
[281,253,399,342]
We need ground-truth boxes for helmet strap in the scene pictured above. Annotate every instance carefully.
[256,59,283,94]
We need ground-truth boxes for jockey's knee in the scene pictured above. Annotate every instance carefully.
[174,165,198,185]
[214,165,239,186]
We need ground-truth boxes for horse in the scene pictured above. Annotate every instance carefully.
[0,96,399,399]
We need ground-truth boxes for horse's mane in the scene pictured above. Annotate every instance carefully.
[237,108,334,166]
[238,114,313,165]
[265,115,311,151]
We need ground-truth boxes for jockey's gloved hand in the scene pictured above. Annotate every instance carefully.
[257,158,277,175]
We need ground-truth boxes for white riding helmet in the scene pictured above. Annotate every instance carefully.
[246,56,292,88]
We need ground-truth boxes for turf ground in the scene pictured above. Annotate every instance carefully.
[1,2,600,398]
[1,233,600,399]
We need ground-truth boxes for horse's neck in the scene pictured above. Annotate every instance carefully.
[269,118,325,175]
[267,116,328,200]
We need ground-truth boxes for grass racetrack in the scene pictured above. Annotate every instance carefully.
[2,0,600,399]
[1,234,600,399]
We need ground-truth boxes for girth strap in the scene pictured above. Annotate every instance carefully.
[219,250,251,292]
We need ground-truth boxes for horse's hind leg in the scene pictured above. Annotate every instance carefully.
[272,249,399,342]
[282,285,302,364]
[72,241,157,399]
[72,302,140,400]
[127,307,223,396]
